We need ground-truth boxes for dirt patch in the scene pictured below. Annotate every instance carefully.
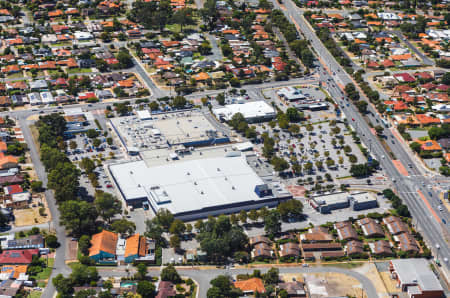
[66,240,78,261]
[306,272,366,298]
[13,195,51,227]
[353,263,388,296]
[281,273,304,283]
[379,272,402,294]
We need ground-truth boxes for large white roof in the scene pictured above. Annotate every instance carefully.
[212,101,276,121]
[109,155,266,215]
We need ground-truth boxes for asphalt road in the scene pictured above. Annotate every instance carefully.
[18,120,71,298]
[273,0,450,278]
[390,30,435,66]
[98,265,379,298]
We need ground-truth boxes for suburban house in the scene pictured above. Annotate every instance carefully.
[124,234,155,264]
[89,230,118,263]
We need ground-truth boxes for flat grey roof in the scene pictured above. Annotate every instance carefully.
[109,155,269,215]
[391,258,443,291]
[110,110,225,152]
[311,192,350,205]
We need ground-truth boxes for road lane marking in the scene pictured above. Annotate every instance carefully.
[392,160,408,176]
[417,189,440,222]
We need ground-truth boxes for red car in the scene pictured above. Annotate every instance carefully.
[106,184,113,188]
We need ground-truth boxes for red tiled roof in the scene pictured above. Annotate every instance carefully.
[0,249,39,264]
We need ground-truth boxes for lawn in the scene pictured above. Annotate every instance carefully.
[165,23,197,33]
[48,70,65,76]
[7,72,23,79]
[321,262,364,269]
[28,291,42,298]
[67,68,92,74]
[52,42,72,47]
[35,258,55,280]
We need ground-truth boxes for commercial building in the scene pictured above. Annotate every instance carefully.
[110,110,229,154]
[310,191,377,213]
[212,101,276,123]
[277,86,306,102]
[109,147,291,221]
[389,258,444,298]
[310,192,350,213]
[351,192,378,210]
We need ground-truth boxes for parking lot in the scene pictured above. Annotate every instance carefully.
[253,119,367,187]
[66,128,124,197]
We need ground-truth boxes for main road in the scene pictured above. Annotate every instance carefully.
[272,0,450,277]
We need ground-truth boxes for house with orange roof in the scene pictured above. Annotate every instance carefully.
[194,72,210,82]
[117,80,134,88]
[0,9,10,16]
[222,29,239,35]
[65,8,79,15]
[0,153,18,169]
[124,234,155,263]
[39,61,57,70]
[48,10,63,18]
[234,278,265,295]
[0,265,27,279]
[7,38,23,46]
[1,65,20,74]
[394,114,419,126]
[415,114,441,126]
[21,64,39,71]
[380,60,394,68]
[327,13,344,20]
[89,230,118,263]
[364,13,378,19]
[253,30,269,39]
[0,141,7,153]
[101,21,114,29]
[367,21,382,26]
[445,153,450,163]
[390,54,412,61]
[416,139,442,151]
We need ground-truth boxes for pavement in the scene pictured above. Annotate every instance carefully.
[98,265,379,298]
[271,0,450,279]
[19,120,71,298]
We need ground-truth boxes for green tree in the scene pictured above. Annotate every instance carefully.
[154,209,174,231]
[45,235,59,248]
[111,219,136,236]
[137,280,155,298]
[277,199,303,221]
[31,180,43,192]
[207,275,242,298]
[172,8,195,32]
[264,210,281,238]
[161,264,181,283]
[410,141,421,153]
[169,234,181,249]
[94,192,122,223]
[169,219,186,236]
[59,200,98,237]
[145,219,164,245]
[117,49,133,68]
[136,263,148,280]
[172,96,187,109]
[78,235,91,255]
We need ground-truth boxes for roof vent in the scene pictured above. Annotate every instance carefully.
[130,171,133,174]
[194,181,197,185]
[187,172,190,175]
[224,177,228,181]
[217,168,220,171]
[200,191,204,194]
[137,184,141,187]
[232,186,235,190]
